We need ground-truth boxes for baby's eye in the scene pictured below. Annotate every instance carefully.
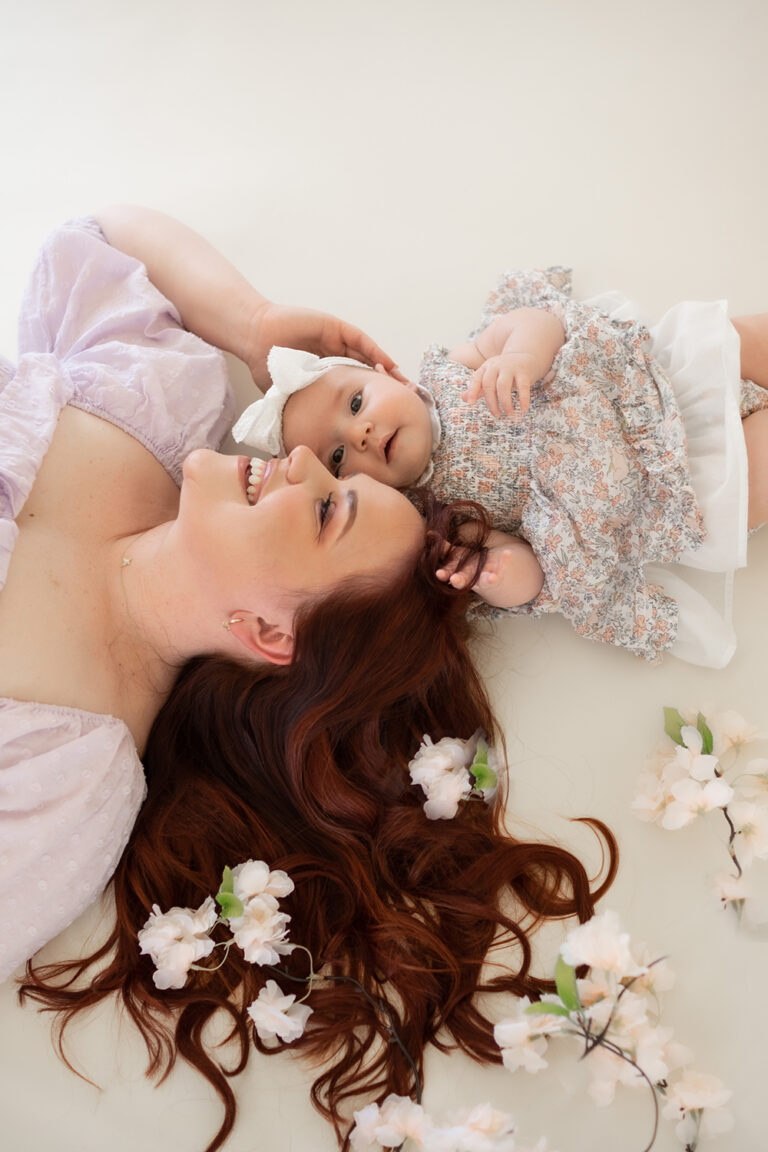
[331,445,345,476]
[350,392,362,414]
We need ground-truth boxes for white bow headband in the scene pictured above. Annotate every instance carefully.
[231,346,373,457]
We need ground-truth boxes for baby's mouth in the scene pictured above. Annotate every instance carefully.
[384,432,396,462]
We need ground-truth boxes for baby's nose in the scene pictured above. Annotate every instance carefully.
[352,418,373,450]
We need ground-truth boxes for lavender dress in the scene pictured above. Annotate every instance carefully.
[0,219,234,982]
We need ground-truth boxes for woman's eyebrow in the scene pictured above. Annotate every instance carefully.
[337,489,358,540]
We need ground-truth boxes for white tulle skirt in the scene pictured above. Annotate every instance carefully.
[587,292,749,668]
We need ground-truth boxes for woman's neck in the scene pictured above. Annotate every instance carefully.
[105,521,218,750]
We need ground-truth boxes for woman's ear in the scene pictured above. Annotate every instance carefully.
[226,613,294,665]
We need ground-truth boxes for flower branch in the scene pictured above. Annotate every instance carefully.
[633,707,768,925]
[494,911,732,1152]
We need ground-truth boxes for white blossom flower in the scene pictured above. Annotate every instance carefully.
[585,1024,672,1107]
[560,910,642,977]
[585,1043,648,1106]
[408,734,476,820]
[351,1099,520,1152]
[662,1070,733,1144]
[138,896,217,990]
[627,946,676,996]
[661,777,734,831]
[587,987,649,1039]
[428,1102,517,1152]
[676,726,722,782]
[247,979,312,1043]
[409,734,474,782]
[422,767,473,820]
[453,1103,516,1148]
[712,870,768,928]
[712,868,749,908]
[728,799,768,866]
[632,746,690,823]
[230,859,294,903]
[735,757,768,800]
[228,893,294,964]
[662,1039,694,1074]
[494,1010,553,1073]
[350,1102,387,1152]
[710,709,763,754]
[631,770,674,824]
[372,1095,431,1149]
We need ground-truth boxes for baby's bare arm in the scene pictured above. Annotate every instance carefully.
[450,308,565,372]
[449,308,566,416]
[436,527,544,608]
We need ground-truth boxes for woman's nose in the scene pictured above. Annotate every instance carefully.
[286,444,334,486]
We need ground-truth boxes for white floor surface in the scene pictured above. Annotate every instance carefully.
[1,2,767,1150]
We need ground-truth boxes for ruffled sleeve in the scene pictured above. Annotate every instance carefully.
[17,217,235,485]
[0,699,145,983]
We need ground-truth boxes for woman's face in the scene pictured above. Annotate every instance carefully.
[177,445,424,627]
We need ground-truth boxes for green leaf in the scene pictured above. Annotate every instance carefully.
[525,1000,572,1018]
[220,865,235,895]
[696,712,714,755]
[215,890,244,920]
[663,707,686,746]
[470,763,498,791]
[554,954,581,1012]
[470,738,497,792]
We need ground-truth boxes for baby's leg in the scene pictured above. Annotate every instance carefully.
[732,314,768,389]
[743,410,768,529]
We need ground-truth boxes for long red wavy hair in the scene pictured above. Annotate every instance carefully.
[19,494,616,1151]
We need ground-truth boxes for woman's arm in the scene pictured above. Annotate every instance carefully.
[436,527,544,608]
[449,307,565,416]
[94,206,402,392]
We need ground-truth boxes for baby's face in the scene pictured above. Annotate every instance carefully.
[281,365,434,488]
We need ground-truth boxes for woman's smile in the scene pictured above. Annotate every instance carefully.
[245,456,273,505]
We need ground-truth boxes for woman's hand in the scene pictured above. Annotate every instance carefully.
[95,207,405,394]
[461,352,538,417]
[249,302,404,391]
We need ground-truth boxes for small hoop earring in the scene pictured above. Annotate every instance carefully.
[221,616,244,631]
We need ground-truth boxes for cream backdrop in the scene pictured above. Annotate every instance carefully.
[1,2,767,1150]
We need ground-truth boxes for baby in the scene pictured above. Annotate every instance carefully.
[233,268,768,666]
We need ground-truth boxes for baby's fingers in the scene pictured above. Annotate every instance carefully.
[435,566,473,590]
[515,378,532,414]
[461,367,486,407]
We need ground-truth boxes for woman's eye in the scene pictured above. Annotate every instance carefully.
[319,493,334,526]
[331,446,344,476]
[350,392,362,415]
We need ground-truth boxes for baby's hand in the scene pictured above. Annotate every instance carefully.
[437,533,545,608]
[472,545,526,607]
[435,543,479,591]
[461,352,537,417]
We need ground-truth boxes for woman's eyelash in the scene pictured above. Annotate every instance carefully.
[319,493,334,526]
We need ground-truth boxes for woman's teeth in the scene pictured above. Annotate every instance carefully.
[247,458,266,504]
